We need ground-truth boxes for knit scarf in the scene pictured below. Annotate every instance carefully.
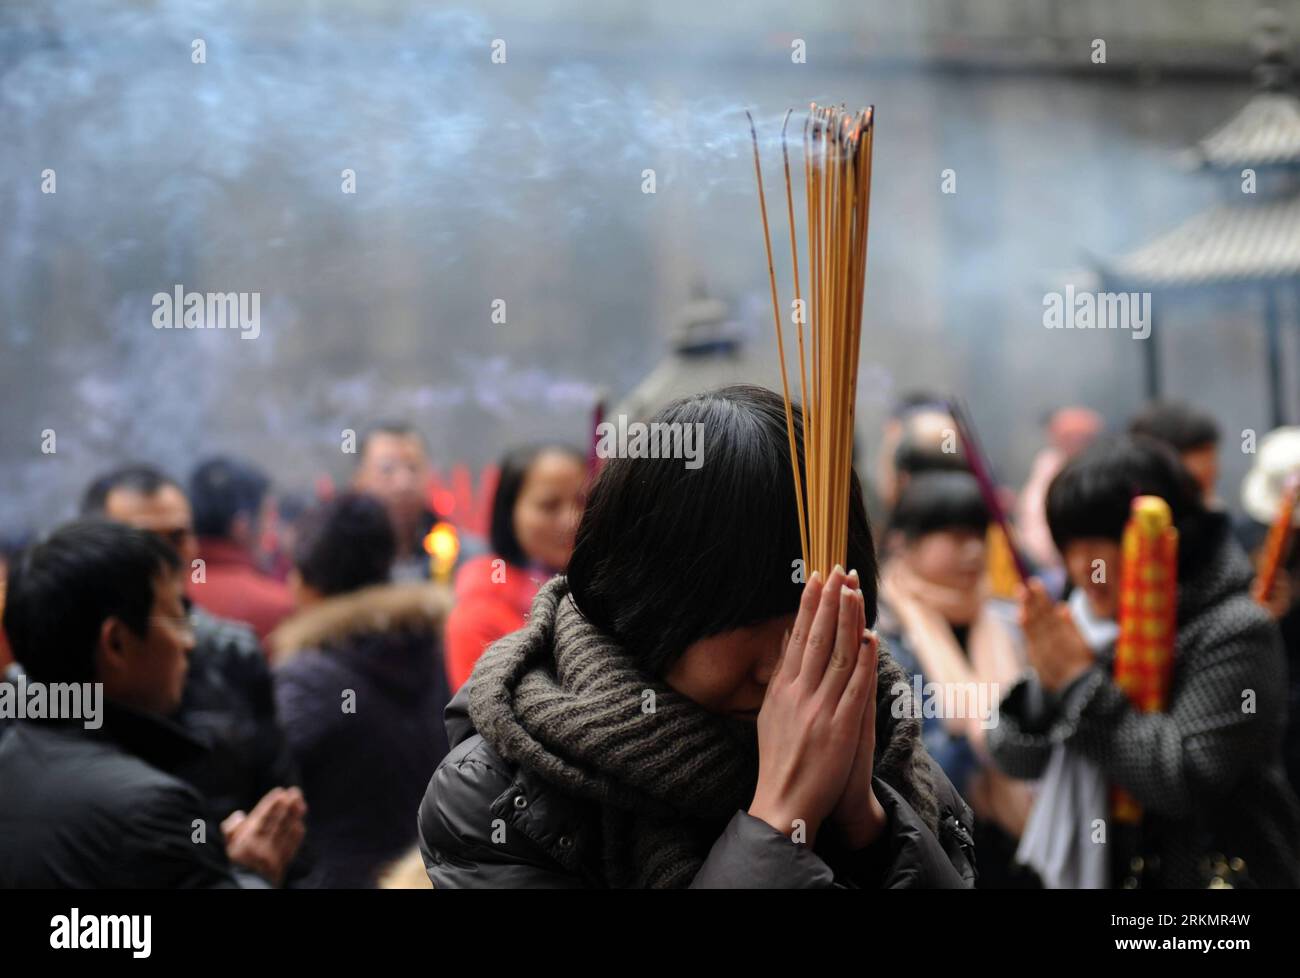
[469,576,940,888]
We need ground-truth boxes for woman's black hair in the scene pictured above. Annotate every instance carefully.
[293,493,395,597]
[566,384,877,677]
[490,443,585,568]
[888,471,989,541]
[1046,434,1215,572]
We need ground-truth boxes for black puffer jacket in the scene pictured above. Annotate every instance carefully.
[420,686,976,889]
[418,578,976,889]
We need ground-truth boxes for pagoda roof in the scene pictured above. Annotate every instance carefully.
[1101,196,1300,287]
[1193,90,1300,169]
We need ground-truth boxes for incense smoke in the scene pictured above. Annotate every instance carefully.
[0,0,807,528]
[0,0,1254,531]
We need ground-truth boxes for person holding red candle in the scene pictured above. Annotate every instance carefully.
[989,435,1300,888]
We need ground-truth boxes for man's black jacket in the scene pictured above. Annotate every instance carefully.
[0,703,241,888]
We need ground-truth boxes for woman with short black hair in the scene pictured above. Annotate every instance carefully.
[990,435,1300,888]
[419,385,976,888]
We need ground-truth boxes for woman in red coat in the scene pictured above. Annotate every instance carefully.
[445,444,586,691]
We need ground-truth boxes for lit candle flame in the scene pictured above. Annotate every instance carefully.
[424,521,459,584]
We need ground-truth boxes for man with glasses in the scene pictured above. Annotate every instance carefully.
[77,465,308,874]
[0,520,304,886]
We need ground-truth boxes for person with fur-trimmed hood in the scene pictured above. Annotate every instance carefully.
[272,493,452,888]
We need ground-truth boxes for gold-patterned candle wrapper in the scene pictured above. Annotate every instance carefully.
[1112,495,1178,824]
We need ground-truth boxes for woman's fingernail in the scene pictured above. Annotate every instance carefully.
[833,563,845,577]
[809,570,822,585]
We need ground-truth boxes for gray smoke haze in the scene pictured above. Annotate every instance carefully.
[0,0,808,529]
[0,0,1270,533]
[1,2,793,224]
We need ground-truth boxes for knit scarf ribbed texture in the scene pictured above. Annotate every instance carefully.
[469,575,940,888]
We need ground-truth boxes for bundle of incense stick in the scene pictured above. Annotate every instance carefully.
[748,104,873,577]
[1252,473,1299,606]
[948,399,1031,585]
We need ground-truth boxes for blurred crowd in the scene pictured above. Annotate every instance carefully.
[1,397,1298,889]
